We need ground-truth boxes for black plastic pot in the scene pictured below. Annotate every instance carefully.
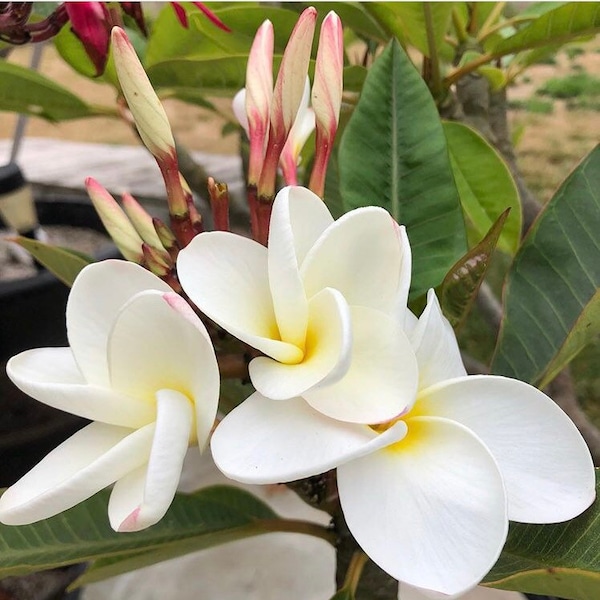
[0,195,119,487]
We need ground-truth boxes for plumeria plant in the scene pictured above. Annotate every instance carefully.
[0,4,600,600]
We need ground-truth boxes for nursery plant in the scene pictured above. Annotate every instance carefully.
[0,3,599,600]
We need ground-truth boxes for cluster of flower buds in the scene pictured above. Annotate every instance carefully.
[111,26,204,250]
[233,8,344,245]
[0,2,228,76]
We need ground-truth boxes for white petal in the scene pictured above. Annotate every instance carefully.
[211,392,408,484]
[272,186,334,266]
[0,422,154,525]
[337,416,508,597]
[249,287,351,400]
[393,226,413,322]
[304,306,418,423]
[301,206,406,312]
[411,290,466,389]
[418,375,596,523]
[232,88,249,134]
[177,231,302,363]
[109,389,193,531]
[108,291,219,447]
[67,260,170,387]
[6,348,155,428]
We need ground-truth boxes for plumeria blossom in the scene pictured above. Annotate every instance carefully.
[0,260,219,532]
[178,185,416,425]
[210,289,595,597]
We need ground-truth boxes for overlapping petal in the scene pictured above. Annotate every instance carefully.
[303,306,418,423]
[108,389,194,531]
[410,289,466,389]
[211,393,408,484]
[0,422,154,525]
[66,260,170,387]
[177,231,302,363]
[6,348,154,428]
[418,375,596,523]
[337,416,508,596]
[301,207,408,313]
[249,287,351,400]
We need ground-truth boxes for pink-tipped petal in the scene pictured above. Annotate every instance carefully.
[338,417,508,597]
[66,260,171,387]
[211,392,409,485]
[418,375,596,523]
[0,422,154,525]
[108,290,219,449]
[108,389,193,531]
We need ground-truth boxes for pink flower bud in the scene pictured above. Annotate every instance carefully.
[111,27,176,161]
[85,177,143,263]
[258,7,317,199]
[65,2,110,75]
[245,19,274,185]
[309,11,343,198]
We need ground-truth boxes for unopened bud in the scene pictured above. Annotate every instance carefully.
[85,177,143,263]
[111,26,176,161]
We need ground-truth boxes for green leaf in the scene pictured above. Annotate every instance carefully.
[0,61,95,121]
[483,469,600,600]
[53,19,97,78]
[443,121,521,255]
[0,485,290,582]
[441,209,510,329]
[491,145,600,386]
[310,2,388,42]
[338,39,466,298]
[364,2,455,60]
[489,3,600,57]
[10,237,93,287]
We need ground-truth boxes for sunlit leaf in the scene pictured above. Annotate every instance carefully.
[491,145,600,386]
[489,3,600,57]
[0,62,96,121]
[338,39,466,298]
[443,121,521,255]
[10,237,93,287]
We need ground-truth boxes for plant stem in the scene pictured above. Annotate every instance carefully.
[259,518,336,545]
[342,551,369,594]
[423,3,442,99]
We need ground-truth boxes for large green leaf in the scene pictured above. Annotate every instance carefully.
[364,2,455,60]
[0,485,329,585]
[443,121,521,255]
[338,39,466,298]
[491,145,600,386]
[483,470,600,600]
[10,237,93,287]
[489,3,600,57]
[0,61,95,121]
[311,2,388,42]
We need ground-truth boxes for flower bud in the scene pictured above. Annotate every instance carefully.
[309,11,343,198]
[85,177,143,263]
[122,192,170,261]
[111,26,176,161]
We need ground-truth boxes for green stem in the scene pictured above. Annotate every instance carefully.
[444,51,495,87]
[478,15,537,44]
[343,551,369,594]
[477,1,506,39]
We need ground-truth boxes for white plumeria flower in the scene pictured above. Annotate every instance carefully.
[210,289,595,598]
[178,185,416,424]
[0,260,219,532]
